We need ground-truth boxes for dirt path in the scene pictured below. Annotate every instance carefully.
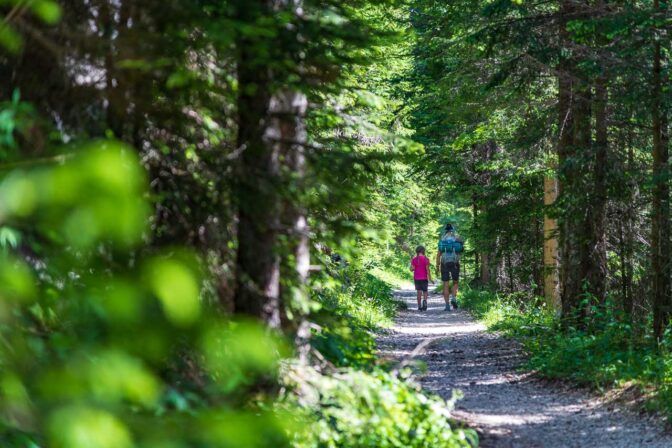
[377,287,672,448]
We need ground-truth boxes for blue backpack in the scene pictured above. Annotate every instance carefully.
[439,234,463,265]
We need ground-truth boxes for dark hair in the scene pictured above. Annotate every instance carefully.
[415,245,425,255]
[444,223,454,233]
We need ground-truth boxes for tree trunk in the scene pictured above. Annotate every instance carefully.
[573,76,593,316]
[543,173,560,312]
[233,0,282,327]
[623,126,635,318]
[473,197,480,281]
[618,218,631,318]
[276,86,311,354]
[533,214,543,297]
[586,74,608,303]
[558,0,580,320]
[558,0,607,322]
[481,252,491,285]
[652,0,671,338]
[507,251,514,293]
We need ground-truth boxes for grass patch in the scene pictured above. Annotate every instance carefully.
[311,266,403,368]
[370,266,410,289]
[460,288,672,419]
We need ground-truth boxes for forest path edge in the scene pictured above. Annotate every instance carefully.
[376,286,672,448]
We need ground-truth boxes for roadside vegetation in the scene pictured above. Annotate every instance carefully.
[461,288,672,419]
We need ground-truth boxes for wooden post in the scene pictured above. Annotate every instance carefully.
[543,175,560,313]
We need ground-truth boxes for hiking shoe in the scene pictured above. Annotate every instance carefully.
[417,305,422,311]
[422,299,427,311]
[444,304,451,311]
[451,299,458,310]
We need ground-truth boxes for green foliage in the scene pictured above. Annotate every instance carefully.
[0,140,294,447]
[460,289,556,336]
[461,289,672,420]
[0,1,61,53]
[283,366,478,448]
[311,265,398,367]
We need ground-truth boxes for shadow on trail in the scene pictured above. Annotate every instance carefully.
[377,288,672,448]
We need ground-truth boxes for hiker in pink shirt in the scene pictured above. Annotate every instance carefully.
[410,245,433,311]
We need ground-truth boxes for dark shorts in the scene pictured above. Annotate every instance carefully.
[414,279,429,292]
[441,262,460,282]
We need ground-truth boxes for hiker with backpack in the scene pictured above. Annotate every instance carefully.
[436,223,464,311]
[410,245,433,311]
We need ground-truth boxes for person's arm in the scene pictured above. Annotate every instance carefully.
[435,250,441,274]
[410,257,415,272]
[426,259,433,282]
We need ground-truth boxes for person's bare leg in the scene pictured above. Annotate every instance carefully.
[443,281,450,305]
[417,289,422,308]
[452,281,459,299]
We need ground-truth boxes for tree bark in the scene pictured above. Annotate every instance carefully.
[586,74,608,303]
[558,0,580,320]
[473,197,480,281]
[481,252,491,285]
[652,0,671,339]
[573,75,593,317]
[622,125,635,318]
[233,0,282,327]
[276,87,311,354]
[543,173,560,312]
[618,218,630,317]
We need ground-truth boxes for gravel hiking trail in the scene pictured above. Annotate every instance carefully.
[377,287,672,448]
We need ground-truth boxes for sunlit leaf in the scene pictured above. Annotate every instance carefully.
[32,0,63,25]
[145,257,201,327]
[0,27,22,53]
[0,255,36,302]
[48,406,133,448]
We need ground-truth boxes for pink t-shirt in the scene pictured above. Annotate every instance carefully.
[411,255,430,280]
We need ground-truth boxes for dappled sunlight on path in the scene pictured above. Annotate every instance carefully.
[377,287,672,448]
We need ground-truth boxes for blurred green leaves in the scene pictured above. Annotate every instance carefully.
[202,320,287,393]
[31,0,62,25]
[0,255,35,303]
[38,350,160,407]
[0,1,62,54]
[48,406,133,448]
[145,256,201,327]
[0,135,294,447]
[0,141,149,249]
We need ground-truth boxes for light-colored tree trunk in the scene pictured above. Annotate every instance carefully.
[543,174,560,312]
[275,88,311,356]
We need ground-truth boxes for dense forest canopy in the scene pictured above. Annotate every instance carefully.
[2,0,672,446]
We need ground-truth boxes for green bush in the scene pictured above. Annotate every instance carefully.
[282,366,477,448]
[311,265,400,367]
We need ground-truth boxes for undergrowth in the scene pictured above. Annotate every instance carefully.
[282,365,477,448]
[294,262,478,447]
[460,288,672,419]
[311,266,401,368]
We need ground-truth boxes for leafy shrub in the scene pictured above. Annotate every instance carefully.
[282,366,478,448]
[311,265,400,367]
[459,288,556,337]
[460,288,672,419]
